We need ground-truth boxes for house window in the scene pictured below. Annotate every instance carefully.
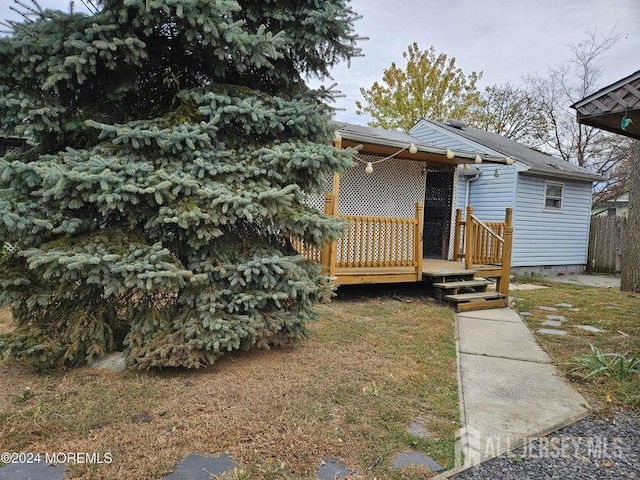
[544,182,563,210]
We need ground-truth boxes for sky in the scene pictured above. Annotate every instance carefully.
[1,0,639,125]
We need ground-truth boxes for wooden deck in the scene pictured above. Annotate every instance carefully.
[421,258,476,277]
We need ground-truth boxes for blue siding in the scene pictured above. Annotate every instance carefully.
[512,174,592,267]
[410,121,496,154]
[456,165,516,218]
[456,172,468,212]
[410,122,472,150]
[468,165,516,220]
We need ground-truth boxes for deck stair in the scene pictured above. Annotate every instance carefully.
[424,263,508,312]
[443,290,507,312]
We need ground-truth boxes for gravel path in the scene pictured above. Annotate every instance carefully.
[454,411,639,480]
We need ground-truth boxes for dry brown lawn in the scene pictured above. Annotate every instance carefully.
[0,291,459,479]
[512,282,640,411]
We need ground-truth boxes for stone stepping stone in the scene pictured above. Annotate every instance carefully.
[545,315,566,322]
[537,328,568,336]
[317,458,355,480]
[575,325,604,333]
[391,451,444,473]
[555,303,573,308]
[0,461,64,480]
[406,417,432,439]
[538,306,558,312]
[520,312,533,317]
[164,453,236,480]
[541,320,563,327]
[90,351,126,371]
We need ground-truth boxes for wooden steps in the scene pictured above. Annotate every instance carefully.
[444,291,508,312]
[423,263,508,312]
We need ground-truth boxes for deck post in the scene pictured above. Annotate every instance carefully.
[500,224,514,296]
[497,207,514,296]
[453,209,462,261]
[322,194,337,276]
[415,202,424,281]
[464,206,474,269]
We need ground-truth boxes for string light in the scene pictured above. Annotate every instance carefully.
[354,142,418,175]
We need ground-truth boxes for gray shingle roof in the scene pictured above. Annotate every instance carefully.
[429,120,603,182]
[333,121,511,164]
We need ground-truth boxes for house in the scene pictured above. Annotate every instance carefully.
[592,193,630,217]
[298,122,518,311]
[409,118,603,275]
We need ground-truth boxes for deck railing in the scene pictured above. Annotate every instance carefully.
[289,237,321,264]
[454,206,513,295]
[336,215,416,268]
[292,195,423,284]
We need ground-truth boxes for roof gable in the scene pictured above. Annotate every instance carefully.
[412,118,602,182]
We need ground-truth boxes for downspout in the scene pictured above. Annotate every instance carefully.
[465,169,482,213]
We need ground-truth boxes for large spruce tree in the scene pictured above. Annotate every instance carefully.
[0,0,359,369]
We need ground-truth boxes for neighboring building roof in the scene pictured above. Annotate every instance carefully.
[415,119,603,182]
[571,69,640,140]
[333,121,512,165]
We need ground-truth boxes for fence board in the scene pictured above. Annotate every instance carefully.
[588,216,627,274]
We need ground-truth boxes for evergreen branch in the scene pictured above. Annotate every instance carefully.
[13,0,43,18]
[8,6,34,23]
[30,0,44,13]
[78,0,100,15]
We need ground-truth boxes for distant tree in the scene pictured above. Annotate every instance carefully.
[356,43,483,130]
[0,0,359,370]
[524,29,635,207]
[470,83,548,147]
[525,31,627,162]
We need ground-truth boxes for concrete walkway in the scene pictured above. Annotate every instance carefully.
[541,273,621,288]
[448,308,591,474]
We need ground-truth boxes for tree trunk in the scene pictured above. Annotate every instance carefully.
[620,140,640,292]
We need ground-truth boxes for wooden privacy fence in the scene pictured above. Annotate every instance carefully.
[587,215,627,274]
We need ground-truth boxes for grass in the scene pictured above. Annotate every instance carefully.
[510,280,640,411]
[0,286,459,479]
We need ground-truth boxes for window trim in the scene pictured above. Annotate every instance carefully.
[543,181,564,211]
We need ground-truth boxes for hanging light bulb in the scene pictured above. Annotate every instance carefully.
[409,143,417,154]
[446,149,455,159]
[475,155,483,164]
[462,164,470,173]
[494,169,500,178]
[506,157,514,165]
[365,162,373,174]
